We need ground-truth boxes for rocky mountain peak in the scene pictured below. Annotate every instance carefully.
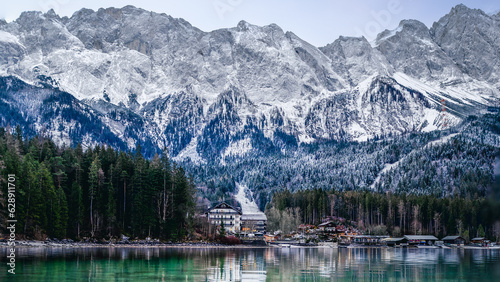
[237,20,251,31]
[43,9,60,20]
[319,36,391,84]
[447,3,489,18]
[431,3,500,85]
[15,11,44,28]
[375,19,430,46]
[66,6,202,54]
[450,3,471,14]
[0,4,497,160]
[332,36,372,56]
[397,19,430,37]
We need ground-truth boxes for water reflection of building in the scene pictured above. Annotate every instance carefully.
[207,253,242,282]
[207,251,267,282]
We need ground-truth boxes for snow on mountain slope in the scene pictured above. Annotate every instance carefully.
[0,30,23,45]
[0,4,498,162]
[370,132,460,189]
[235,183,265,214]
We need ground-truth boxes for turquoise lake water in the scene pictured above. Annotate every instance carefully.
[1,246,500,281]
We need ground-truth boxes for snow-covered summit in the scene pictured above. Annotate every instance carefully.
[0,4,498,162]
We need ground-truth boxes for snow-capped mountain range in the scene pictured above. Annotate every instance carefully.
[0,4,499,161]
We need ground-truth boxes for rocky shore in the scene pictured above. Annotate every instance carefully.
[0,238,269,248]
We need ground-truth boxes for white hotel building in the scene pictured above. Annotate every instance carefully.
[207,202,242,233]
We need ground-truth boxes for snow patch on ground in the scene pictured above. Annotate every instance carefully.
[421,108,440,132]
[173,135,206,164]
[350,122,369,142]
[221,138,252,159]
[393,72,487,106]
[235,183,264,214]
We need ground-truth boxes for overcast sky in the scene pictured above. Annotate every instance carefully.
[1,0,499,46]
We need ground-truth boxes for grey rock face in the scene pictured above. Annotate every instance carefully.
[0,30,25,65]
[4,10,83,54]
[66,6,202,54]
[376,19,461,82]
[0,4,498,161]
[430,4,500,85]
[320,36,392,85]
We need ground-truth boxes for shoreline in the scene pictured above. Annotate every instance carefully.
[2,241,499,250]
[0,240,271,249]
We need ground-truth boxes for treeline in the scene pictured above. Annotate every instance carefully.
[0,126,196,241]
[266,189,500,241]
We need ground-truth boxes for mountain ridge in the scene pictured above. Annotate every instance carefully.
[0,4,498,162]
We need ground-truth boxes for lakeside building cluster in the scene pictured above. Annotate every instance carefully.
[206,202,497,248]
[207,202,267,235]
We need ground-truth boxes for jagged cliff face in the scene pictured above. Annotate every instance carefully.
[0,4,498,161]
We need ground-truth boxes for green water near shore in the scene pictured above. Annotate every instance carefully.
[1,247,500,281]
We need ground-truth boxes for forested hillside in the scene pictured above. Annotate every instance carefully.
[1,113,498,241]
[0,127,196,240]
[185,113,500,210]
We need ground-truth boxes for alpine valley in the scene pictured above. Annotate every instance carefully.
[1,4,499,206]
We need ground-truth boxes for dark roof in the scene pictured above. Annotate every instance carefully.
[241,213,267,221]
[404,235,438,241]
[442,235,464,241]
[208,202,242,214]
[382,237,407,242]
[354,235,389,239]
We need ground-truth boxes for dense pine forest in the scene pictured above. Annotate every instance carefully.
[0,126,196,241]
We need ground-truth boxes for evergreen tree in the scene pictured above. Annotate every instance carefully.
[38,163,61,238]
[69,182,83,238]
[88,156,103,237]
[105,166,116,238]
[478,224,485,238]
[55,185,68,238]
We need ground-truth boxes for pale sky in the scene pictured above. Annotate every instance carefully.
[1,0,499,46]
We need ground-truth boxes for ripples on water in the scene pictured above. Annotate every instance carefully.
[1,247,500,281]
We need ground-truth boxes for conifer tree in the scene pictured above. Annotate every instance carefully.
[88,156,103,237]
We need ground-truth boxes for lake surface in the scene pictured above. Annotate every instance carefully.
[1,246,500,281]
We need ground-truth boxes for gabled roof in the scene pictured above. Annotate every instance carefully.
[318,221,335,227]
[442,235,464,241]
[208,202,242,214]
[471,237,486,241]
[404,235,438,241]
